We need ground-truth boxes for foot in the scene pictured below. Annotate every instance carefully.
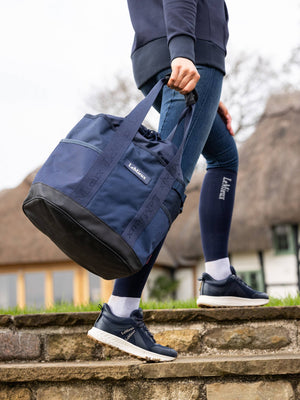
[87,303,177,362]
[197,266,269,307]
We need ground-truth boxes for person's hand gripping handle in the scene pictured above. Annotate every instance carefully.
[167,57,200,95]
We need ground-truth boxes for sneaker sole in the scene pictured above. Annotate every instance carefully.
[87,327,176,363]
[197,295,269,307]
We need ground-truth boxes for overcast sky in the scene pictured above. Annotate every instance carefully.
[0,0,299,191]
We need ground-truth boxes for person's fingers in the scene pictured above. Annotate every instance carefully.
[179,78,199,95]
[168,58,200,93]
[227,116,234,136]
[218,101,235,136]
[168,66,180,89]
[170,71,200,93]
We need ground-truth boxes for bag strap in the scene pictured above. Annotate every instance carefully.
[121,104,194,247]
[165,103,194,181]
[71,78,168,206]
[71,78,196,207]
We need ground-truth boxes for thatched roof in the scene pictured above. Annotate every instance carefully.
[161,174,203,267]
[0,170,67,265]
[161,91,300,265]
[228,90,300,252]
[1,91,299,267]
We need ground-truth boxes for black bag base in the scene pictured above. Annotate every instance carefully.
[23,183,142,280]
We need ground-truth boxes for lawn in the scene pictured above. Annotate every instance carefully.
[1,295,300,315]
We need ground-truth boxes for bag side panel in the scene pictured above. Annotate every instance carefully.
[132,185,185,266]
[132,207,170,266]
[33,142,100,198]
[66,114,118,151]
[87,142,165,234]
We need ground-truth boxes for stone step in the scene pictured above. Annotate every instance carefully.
[1,354,300,400]
[1,307,299,363]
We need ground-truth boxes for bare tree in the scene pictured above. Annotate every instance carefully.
[88,74,143,116]
[87,73,158,129]
[221,52,280,141]
[281,45,300,91]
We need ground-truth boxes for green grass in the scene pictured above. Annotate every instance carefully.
[0,302,101,316]
[0,299,198,315]
[1,295,300,315]
[265,293,300,307]
[141,298,198,309]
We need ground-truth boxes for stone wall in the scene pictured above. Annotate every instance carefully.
[1,307,300,399]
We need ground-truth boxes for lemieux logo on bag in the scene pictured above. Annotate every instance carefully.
[124,160,151,184]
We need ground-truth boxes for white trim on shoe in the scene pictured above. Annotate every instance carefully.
[197,295,269,307]
[87,327,176,362]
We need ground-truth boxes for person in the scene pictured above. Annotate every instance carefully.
[87,0,269,362]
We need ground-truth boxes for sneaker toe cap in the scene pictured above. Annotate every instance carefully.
[253,292,269,299]
[151,344,177,358]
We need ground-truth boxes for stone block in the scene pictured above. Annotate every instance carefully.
[206,381,295,400]
[296,382,300,398]
[36,384,111,400]
[0,315,12,327]
[45,333,102,361]
[9,307,300,328]
[154,329,201,353]
[13,312,97,328]
[204,325,291,350]
[113,380,201,400]
[0,386,32,400]
[0,331,41,361]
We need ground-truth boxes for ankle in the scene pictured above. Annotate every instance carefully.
[205,257,232,280]
[107,295,141,318]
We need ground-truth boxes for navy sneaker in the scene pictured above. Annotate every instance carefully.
[87,303,177,362]
[197,266,269,307]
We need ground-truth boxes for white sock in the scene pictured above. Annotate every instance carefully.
[205,257,232,280]
[107,295,141,318]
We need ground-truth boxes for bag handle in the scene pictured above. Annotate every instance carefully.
[165,104,194,182]
[71,77,197,206]
[121,104,195,246]
[123,75,197,181]
[123,76,197,135]
[121,86,197,246]
[163,74,198,107]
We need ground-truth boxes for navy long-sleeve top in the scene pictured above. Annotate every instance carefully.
[127,0,229,88]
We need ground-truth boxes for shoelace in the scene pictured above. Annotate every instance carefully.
[135,316,156,343]
[234,274,252,289]
[198,270,250,287]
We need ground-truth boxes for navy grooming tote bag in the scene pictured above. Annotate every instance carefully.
[23,77,197,279]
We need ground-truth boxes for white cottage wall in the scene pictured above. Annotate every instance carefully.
[230,253,261,272]
[175,268,195,300]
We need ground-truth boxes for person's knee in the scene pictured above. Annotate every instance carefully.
[224,146,239,173]
[205,143,239,173]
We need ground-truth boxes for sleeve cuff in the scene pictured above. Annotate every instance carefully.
[168,35,196,64]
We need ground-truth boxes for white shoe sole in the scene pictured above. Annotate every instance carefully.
[197,295,269,307]
[87,327,176,362]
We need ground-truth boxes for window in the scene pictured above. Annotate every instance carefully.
[272,225,295,255]
[25,272,45,308]
[239,270,264,292]
[0,274,17,309]
[53,271,74,304]
[89,272,101,302]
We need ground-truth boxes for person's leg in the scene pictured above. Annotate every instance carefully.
[196,113,269,306]
[109,66,223,317]
[199,112,238,280]
[108,240,164,317]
